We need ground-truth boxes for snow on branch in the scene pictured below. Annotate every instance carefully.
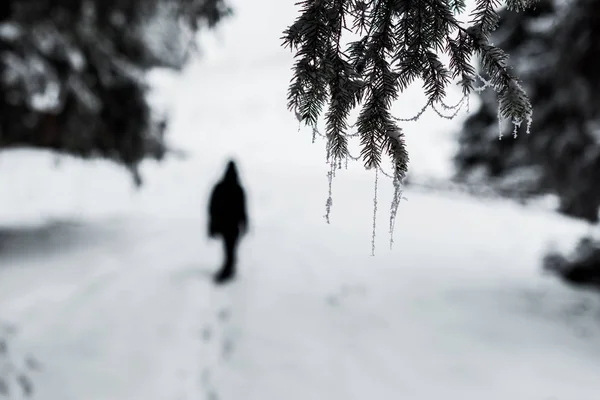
[282,0,534,251]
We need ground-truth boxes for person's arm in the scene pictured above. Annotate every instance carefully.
[208,187,219,237]
[239,188,248,235]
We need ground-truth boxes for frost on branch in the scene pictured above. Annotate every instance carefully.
[282,0,534,251]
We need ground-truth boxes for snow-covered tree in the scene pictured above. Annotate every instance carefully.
[455,0,600,222]
[282,0,535,250]
[454,0,600,286]
[0,0,231,185]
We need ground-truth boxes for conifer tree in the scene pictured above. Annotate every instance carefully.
[455,0,600,222]
[0,0,231,185]
[454,0,600,286]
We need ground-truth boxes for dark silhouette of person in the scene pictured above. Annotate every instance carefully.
[208,160,248,284]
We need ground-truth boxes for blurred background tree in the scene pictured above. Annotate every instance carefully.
[0,0,231,185]
[453,0,600,286]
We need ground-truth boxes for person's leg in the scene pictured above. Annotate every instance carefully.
[214,232,239,284]
[226,235,237,269]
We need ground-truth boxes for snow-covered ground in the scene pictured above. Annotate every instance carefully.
[2,0,600,399]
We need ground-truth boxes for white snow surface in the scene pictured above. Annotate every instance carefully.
[2,0,600,399]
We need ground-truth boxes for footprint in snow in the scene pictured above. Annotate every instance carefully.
[200,368,211,386]
[201,326,213,342]
[327,284,367,306]
[327,295,340,307]
[217,308,231,322]
[222,337,234,359]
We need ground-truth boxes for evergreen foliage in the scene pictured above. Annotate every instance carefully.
[454,0,600,287]
[282,0,534,249]
[0,0,231,185]
[455,0,600,223]
[544,237,600,288]
[283,0,534,177]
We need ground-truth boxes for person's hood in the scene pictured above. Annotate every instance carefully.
[223,160,239,183]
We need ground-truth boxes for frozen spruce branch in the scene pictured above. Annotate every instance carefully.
[282,0,534,251]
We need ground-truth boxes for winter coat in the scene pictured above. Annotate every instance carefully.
[208,161,248,238]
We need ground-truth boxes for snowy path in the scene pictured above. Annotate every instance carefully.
[1,157,600,399]
[0,216,241,400]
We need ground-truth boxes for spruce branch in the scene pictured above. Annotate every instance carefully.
[470,0,502,36]
[283,0,534,250]
[449,0,468,13]
[505,0,538,11]
[447,31,476,95]
[422,50,451,103]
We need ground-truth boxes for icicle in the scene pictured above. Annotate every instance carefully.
[378,166,394,179]
[525,112,533,135]
[432,97,467,120]
[474,73,492,93]
[294,106,302,133]
[497,107,503,140]
[371,168,379,256]
[388,173,404,250]
[512,119,520,139]
[439,94,467,111]
[324,161,335,224]
[393,100,430,122]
